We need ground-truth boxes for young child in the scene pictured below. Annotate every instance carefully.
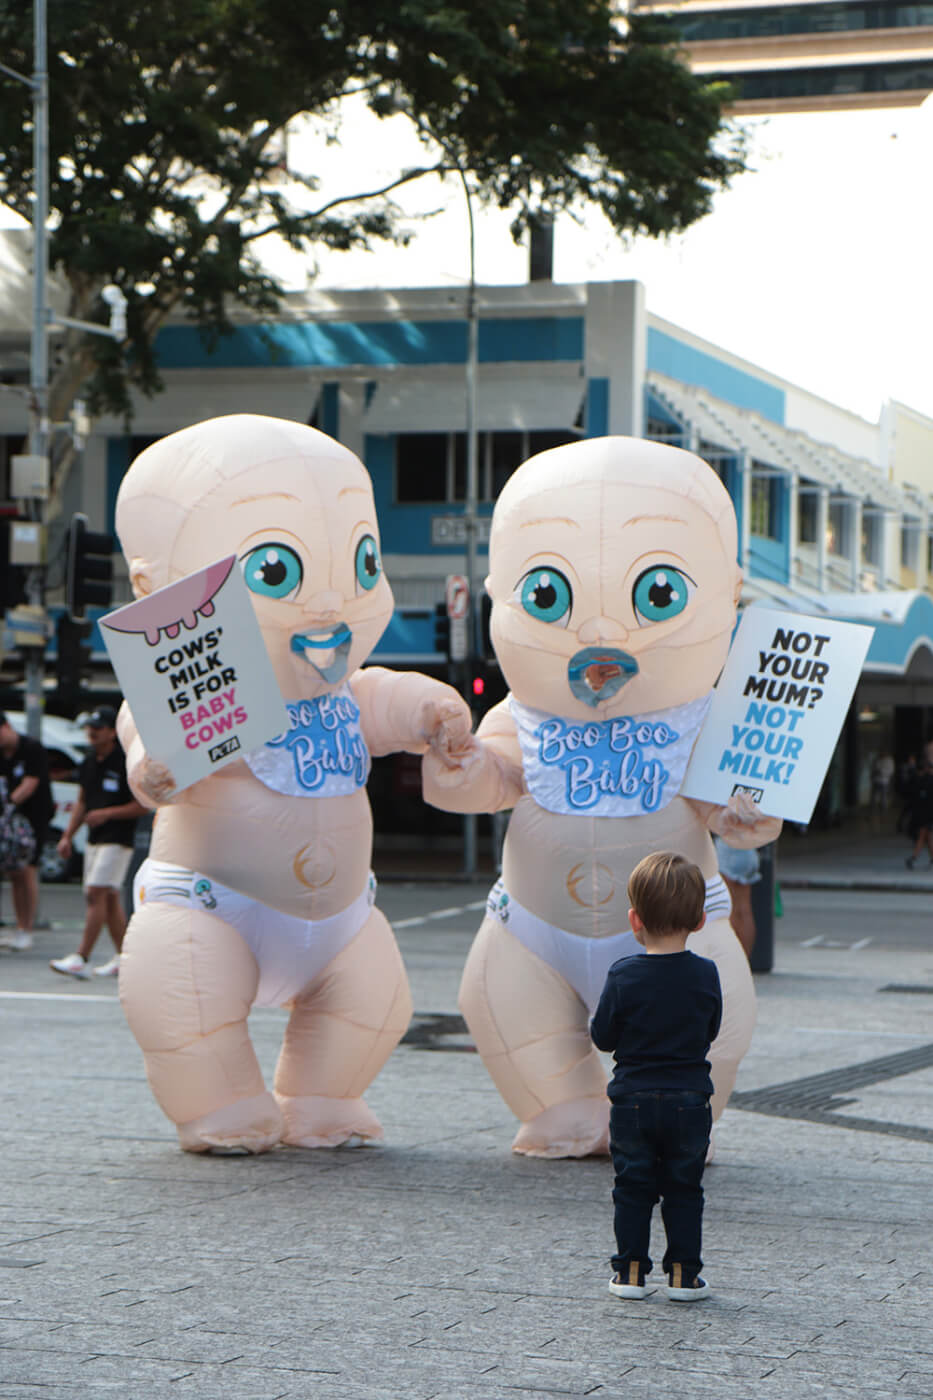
[590,851,722,1302]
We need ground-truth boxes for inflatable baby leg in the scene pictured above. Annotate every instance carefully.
[274,908,412,1147]
[689,914,757,1120]
[120,902,283,1153]
[460,916,609,1158]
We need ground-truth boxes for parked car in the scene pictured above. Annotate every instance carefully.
[4,712,89,881]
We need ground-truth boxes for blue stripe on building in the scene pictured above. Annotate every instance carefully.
[154,317,585,370]
[647,327,786,424]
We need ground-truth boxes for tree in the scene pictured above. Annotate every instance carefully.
[0,0,742,497]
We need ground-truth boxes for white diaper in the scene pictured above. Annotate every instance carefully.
[134,859,376,1008]
[485,874,732,1014]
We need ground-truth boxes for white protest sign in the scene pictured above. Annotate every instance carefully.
[100,555,289,793]
[681,607,873,823]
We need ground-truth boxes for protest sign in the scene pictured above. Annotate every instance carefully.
[682,607,873,823]
[100,555,289,793]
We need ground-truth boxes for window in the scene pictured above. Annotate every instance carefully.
[395,429,579,505]
[901,523,918,571]
[862,512,882,567]
[750,469,782,540]
[827,500,849,557]
[798,490,819,545]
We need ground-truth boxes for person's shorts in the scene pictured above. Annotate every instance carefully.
[715,840,761,886]
[84,843,133,890]
[21,818,46,869]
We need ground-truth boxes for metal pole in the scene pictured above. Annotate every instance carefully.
[24,0,49,742]
[458,164,479,877]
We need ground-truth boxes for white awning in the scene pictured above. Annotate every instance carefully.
[363,376,586,435]
[646,371,903,502]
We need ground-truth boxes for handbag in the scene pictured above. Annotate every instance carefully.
[0,785,36,873]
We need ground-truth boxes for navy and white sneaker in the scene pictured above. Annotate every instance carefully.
[608,1262,648,1299]
[665,1265,710,1300]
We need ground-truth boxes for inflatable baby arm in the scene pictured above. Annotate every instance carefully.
[117,700,179,809]
[351,665,473,767]
[423,698,525,813]
[687,790,782,849]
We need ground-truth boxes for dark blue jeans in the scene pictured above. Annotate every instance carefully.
[609,1090,712,1277]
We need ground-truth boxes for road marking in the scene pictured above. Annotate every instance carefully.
[799,934,873,950]
[800,935,824,947]
[394,899,486,930]
[0,990,118,1003]
[850,937,873,950]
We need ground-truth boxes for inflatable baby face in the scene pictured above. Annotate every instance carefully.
[115,415,393,700]
[487,437,741,721]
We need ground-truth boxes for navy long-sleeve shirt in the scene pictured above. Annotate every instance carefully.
[590,951,723,1100]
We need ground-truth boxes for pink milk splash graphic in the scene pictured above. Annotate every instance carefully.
[102,557,234,646]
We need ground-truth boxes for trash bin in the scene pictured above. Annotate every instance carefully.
[123,812,153,914]
[749,840,776,973]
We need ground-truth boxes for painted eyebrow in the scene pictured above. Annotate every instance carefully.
[519,517,582,530]
[339,486,370,499]
[622,515,689,528]
[230,492,301,507]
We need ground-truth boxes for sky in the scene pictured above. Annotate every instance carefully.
[3,90,929,426]
[279,95,933,427]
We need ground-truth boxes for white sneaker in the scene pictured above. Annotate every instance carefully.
[0,930,33,951]
[49,953,90,979]
[93,955,122,977]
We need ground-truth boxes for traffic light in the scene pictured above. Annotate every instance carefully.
[54,613,93,711]
[433,600,451,660]
[469,659,507,717]
[65,513,113,618]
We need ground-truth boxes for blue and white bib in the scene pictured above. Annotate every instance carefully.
[510,693,712,818]
[245,686,370,797]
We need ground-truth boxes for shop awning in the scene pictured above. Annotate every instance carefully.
[363,375,586,435]
[646,372,901,505]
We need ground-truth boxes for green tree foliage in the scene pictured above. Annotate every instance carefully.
[0,1,742,450]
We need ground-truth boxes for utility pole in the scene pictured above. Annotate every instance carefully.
[24,0,49,743]
[2,1,124,738]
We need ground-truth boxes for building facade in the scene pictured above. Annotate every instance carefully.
[630,0,933,112]
[3,273,933,823]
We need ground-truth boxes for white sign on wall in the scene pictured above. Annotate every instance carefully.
[100,556,289,794]
[682,607,874,824]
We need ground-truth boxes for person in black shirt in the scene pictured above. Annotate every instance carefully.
[590,851,722,1303]
[51,706,146,980]
[0,712,55,951]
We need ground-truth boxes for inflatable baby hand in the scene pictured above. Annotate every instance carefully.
[421,694,475,770]
[131,753,178,806]
[423,733,486,792]
[709,791,782,848]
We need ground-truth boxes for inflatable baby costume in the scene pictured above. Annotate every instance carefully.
[424,436,780,1158]
[116,415,472,1153]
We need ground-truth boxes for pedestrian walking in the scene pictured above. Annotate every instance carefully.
[50,706,146,979]
[590,851,722,1302]
[0,711,55,951]
[904,760,933,869]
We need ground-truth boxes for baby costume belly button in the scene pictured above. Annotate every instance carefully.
[292,842,338,890]
[566,861,617,908]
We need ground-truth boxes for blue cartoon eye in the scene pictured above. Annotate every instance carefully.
[517,567,572,626]
[632,565,695,625]
[355,534,381,592]
[240,542,303,600]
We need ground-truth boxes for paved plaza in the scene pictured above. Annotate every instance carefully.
[1,864,932,1399]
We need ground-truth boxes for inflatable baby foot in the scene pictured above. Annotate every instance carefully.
[423,436,781,1156]
[115,415,471,1153]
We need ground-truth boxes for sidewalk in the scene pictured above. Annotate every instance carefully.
[1,879,932,1398]
[777,818,933,891]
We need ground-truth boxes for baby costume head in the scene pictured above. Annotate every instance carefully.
[115,414,394,699]
[487,436,741,721]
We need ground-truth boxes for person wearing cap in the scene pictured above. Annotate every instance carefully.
[50,706,147,979]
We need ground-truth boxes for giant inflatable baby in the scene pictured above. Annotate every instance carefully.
[423,436,781,1158]
[114,414,472,1154]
